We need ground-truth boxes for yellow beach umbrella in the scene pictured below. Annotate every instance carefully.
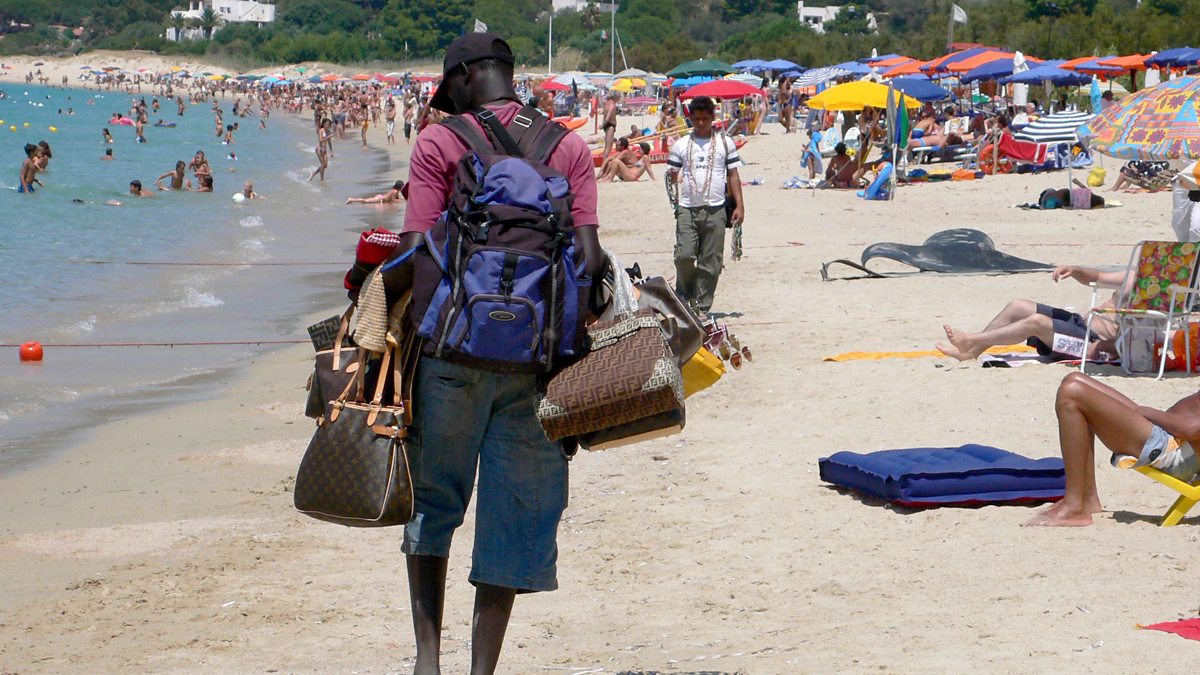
[807,80,921,111]
[610,79,634,93]
[206,74,225,81]
[170,66,183,72]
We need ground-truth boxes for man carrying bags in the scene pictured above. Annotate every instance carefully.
[667,95,745,318]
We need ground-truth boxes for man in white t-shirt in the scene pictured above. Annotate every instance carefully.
[666,95,745,315]
[1171,162,1200,242]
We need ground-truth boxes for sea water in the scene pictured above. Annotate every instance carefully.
[0,83,407,470]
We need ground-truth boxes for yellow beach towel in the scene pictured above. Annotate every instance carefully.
[824,345,1036,362]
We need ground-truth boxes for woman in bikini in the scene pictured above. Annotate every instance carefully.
[598,141,655,182]
[346,180,406,204]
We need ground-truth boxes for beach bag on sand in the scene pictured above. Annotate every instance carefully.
[294,291,418,528]
[538,258,684,448]
[1116,319,1165,375]
[410,105,590,375]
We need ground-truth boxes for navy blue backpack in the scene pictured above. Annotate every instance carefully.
[410,105,591,374]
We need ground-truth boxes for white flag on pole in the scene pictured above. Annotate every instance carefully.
[474,19,488,33]
[952,4,968,24]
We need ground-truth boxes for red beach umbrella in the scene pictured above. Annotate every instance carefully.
[679,79,763,100]
[541,80,570,92]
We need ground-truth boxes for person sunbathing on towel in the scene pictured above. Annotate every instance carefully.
[936,264,1127,362]
[1024,372,1200,527]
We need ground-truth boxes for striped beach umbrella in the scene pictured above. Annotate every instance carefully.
[794,65,849,87]
[1014,111,1094,144]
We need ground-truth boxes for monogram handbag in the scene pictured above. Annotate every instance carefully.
[304,305,360,420]
[537,309,684,442]
[537,251,686,441]
[294,290,418,527]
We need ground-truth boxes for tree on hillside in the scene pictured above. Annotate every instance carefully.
[198,5,222,40]
[375,0,471,57]
[166,11,187,41]
[582,1,602,30]
[824,4,873,35]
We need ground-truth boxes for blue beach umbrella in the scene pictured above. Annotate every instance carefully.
[780,69,803,78]
[1001,65,1092,86]
[1145,47,1196,68]
[960,58,1028,84]
[920,47,990,74]
[832,61,872,75]
[890,77,951,102]
[764,58,801,71]
[732,59,768,71]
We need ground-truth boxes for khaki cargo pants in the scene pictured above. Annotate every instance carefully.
[674,204,727,313]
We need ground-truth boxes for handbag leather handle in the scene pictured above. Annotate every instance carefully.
[331,303,355,371]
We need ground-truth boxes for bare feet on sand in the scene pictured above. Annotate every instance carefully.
[935,324,983,361]
[1021,500,1102,527]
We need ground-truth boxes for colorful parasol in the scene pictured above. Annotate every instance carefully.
[1081,75,1200,160]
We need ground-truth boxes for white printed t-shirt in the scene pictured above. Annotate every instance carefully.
[667,132,743,208]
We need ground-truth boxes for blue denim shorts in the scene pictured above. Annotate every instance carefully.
[402,355,568,592]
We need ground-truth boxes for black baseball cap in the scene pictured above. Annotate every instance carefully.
[429,32,515,113]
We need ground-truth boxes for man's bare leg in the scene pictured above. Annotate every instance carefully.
[1024,372,1154,527]
[937,313,1055,361]
[470,582,516,675]
[982,299,1038,332]
[407,555,448,675]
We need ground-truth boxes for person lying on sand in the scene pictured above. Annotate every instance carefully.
[1025,372,1200,527]
[346,179,405,205]
[936,264,1128,362]
[598,140,655,183]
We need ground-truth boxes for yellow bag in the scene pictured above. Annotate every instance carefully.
[682,347,725,398]
[1087,167,1106,188]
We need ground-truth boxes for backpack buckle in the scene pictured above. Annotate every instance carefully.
[513,114,533,128]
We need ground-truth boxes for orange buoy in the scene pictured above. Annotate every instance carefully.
[19,341,44,362]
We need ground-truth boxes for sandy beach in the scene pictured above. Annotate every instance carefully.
[2,56,1199,673]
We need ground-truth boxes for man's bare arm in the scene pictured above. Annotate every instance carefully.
[1052,265,1125,289]
[1137,391,1200,442]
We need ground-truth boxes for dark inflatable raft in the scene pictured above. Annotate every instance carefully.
[821,228,1053,281]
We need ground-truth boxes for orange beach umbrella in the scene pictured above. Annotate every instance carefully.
[1098,54,1150,71]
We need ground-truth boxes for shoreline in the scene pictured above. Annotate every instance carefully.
[0,82,395,472]
[2,57,1199,673]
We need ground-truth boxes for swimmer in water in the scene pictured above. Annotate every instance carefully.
[102,148,114,160]
[241,180,262,200]
[345,179,406,205]
[155,160,187,190]
[102,128,114,143]
[129,179,153,197]
[18,143,41,193]
[192,174,214,193]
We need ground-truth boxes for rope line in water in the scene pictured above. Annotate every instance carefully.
[77,260,346,266]
[0,339,310,348]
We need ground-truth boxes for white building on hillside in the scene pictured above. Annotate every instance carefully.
[167,0,276,41]
[796,2,877,34]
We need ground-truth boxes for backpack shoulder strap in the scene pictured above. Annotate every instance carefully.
[527,118,569,165]
[441,114,494,158]
[471,107,523,158]
[505,105,550,157]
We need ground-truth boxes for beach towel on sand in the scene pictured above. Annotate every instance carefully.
[819,445,1066,507]
[1138,618,1200,642]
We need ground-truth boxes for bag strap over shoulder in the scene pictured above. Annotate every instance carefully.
[441,114,495,158]
[445,105,568,165]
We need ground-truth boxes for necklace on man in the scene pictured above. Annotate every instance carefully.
[684,132,718,204]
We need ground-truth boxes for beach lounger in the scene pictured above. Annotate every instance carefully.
[1081,241,1200,379]
[1134,465,1200,526]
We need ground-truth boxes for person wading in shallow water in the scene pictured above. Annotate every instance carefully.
[376,32,603,675]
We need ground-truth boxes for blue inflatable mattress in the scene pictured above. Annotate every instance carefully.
[819,444,1065,507]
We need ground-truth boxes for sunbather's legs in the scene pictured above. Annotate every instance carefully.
[1024,372,1154,527]
[936,312,1054,361]
[982,299,1037,332]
